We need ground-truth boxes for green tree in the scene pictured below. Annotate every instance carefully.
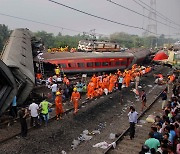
[0,24,10,52]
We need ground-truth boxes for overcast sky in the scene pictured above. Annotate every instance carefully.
[0,0,180,38]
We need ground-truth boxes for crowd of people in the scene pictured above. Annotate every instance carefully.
[12,62,180,151]
[139,78,180,154]
[47,46,77,53]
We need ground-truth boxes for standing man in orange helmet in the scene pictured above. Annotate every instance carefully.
[71,87,80,114]
[55,91,64,120]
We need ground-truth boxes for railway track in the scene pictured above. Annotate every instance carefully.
[104,88,165,154]
[0,65,173,153]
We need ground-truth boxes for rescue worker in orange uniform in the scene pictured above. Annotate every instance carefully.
[109,74,115,93]
[94,88,99,98]
[91,74,97,89]
[36,73,42,80]
[87,80,95,99]
[71,88,80,114]
[63,75,70,85]
[117,69,122,76]
[98,87,104,96]
[102,76,109,89]
[55,91,64,120]
[167,74,175,92]
[124,71,131,87]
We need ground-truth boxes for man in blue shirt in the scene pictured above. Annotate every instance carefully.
[128,106,138,139]
[10,96,17,118]
[118,74,123,91]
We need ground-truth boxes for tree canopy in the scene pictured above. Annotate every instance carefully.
[0,24,10,52]
[0,24,178,53]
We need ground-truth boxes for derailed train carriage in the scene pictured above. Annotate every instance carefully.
[0,28,42,116]
[0,28,152,116]
[38,48,151,73]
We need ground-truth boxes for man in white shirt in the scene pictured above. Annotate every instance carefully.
[135,74,140,90]
[29,101,39,127]
[51,82,57,102]
[128,106,138,139]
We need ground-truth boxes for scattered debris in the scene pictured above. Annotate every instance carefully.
[71,139,80,150]
[111,142,116,149]
[61,150,67,154]
[146,115,155,123]
[93,141,110,149]
[91,130,101,134]
[139,120,146,124]
[136,124,143,127]
[93,141,116,149]
[83,130,89,135]
[109,133,116,140]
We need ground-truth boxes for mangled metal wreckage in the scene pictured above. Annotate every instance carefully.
[0,28,40,116]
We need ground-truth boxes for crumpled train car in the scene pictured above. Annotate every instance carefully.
[0,28,35,116]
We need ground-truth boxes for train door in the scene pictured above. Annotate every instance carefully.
[127,58,131,67]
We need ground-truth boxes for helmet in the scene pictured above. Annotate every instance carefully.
[56,91,61,95]
[73,87,77,91]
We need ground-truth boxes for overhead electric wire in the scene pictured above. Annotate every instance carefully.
[106,0,179,30]
[137,0,180,28]
[0,12,109,37]
[48,0,142,30]
[48,0,164,36]
[132,0,180,29]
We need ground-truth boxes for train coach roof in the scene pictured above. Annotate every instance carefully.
[38,51,134,61]
[1,28,35,83]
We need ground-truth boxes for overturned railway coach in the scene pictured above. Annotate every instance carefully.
[38,48,151,73]
[0,28,41,116]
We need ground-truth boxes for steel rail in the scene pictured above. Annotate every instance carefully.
[104,88,165,154]
[0,89,115,145]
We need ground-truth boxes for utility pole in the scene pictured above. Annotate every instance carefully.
[89,29,96,40]
[146,0,157,48]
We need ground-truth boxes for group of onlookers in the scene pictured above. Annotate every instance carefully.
[139,78,180,154]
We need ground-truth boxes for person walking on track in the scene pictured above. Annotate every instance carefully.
[55,91,64,120]
[141,90,147,112]
[128,106,138,140]
[71,87,80,114]
[19,108,28,137]
[39,97,52,126]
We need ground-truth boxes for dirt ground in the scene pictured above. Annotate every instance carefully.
[0,65,172,154]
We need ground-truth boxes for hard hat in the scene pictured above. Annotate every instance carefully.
[56,91,61,95]
[64,74,66,77]
[73,87,77,91]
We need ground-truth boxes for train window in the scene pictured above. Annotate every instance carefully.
[68,63,76,68]
[77,63,85,68]
[109,62,114,66]
[115,61,121,66]
[121,61,127,65]
[22,46,26,50]
[102,62,108,66]
[95,62,101,66]
[87,62,93,67]
[59,63,67,68]
[22,40,26,44]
